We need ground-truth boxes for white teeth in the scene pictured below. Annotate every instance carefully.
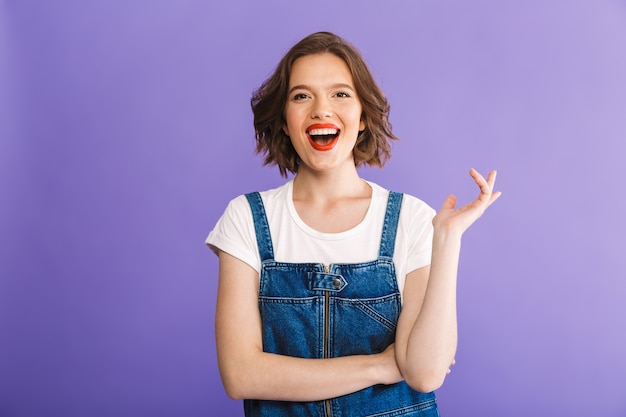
[308,128,338,136]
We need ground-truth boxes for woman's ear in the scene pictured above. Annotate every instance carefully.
[359,118,366,132]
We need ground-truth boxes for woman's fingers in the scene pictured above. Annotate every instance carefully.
[446,358,456,374]
[434,169,501,234]
[489,190,502,206]
[471,168,501,207]
[439,194,457,212]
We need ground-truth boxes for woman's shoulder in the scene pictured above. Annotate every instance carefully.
[401,193,436,217]
[258,181,292,204]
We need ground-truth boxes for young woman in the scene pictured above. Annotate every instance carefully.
[207,32,501,417]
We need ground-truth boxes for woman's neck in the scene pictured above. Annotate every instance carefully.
[292,165,369,203]
[291,165,373,233]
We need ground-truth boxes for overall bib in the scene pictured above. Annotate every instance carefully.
[244,191,439,417]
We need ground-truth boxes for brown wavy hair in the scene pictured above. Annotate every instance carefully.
[251,32,397,177]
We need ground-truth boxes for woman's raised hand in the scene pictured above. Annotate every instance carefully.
[432,169,501,237]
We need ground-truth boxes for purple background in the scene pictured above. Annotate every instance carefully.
[2,1,626,416]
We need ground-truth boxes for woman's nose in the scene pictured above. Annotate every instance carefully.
[310,98,333,119]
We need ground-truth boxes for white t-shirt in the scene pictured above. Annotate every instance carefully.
[206,180,435,294]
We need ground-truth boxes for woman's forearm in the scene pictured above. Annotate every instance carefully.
[396,229,461,392]
[218,345,400,401]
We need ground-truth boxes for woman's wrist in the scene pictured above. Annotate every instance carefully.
[432,225,463,249]
[370,346,403,386]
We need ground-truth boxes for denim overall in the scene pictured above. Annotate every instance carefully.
[244,191,439,417]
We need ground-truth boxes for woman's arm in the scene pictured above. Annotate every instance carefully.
[394,243,459,393]
[395,169,501,392]
[214,251,403,401]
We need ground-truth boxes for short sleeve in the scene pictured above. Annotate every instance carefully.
[205,195,261,273]
[402,195,436,273]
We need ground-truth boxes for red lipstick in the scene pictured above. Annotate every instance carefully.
[306,124,340,152]
[307,123,340,131]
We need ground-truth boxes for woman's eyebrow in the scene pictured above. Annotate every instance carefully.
[288,83,356,95]
[287,85,307,95]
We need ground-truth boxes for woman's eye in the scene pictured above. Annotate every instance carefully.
[293,93,309,100]
[335,92,350,98]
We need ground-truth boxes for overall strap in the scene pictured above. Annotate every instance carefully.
[245,192,275,262]
[378,191,404,258]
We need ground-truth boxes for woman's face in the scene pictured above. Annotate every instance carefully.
[283,53,365,174]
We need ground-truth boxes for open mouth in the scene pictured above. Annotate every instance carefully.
[306,126,340,151]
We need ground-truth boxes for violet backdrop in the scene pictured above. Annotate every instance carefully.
[1,1,625,416]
